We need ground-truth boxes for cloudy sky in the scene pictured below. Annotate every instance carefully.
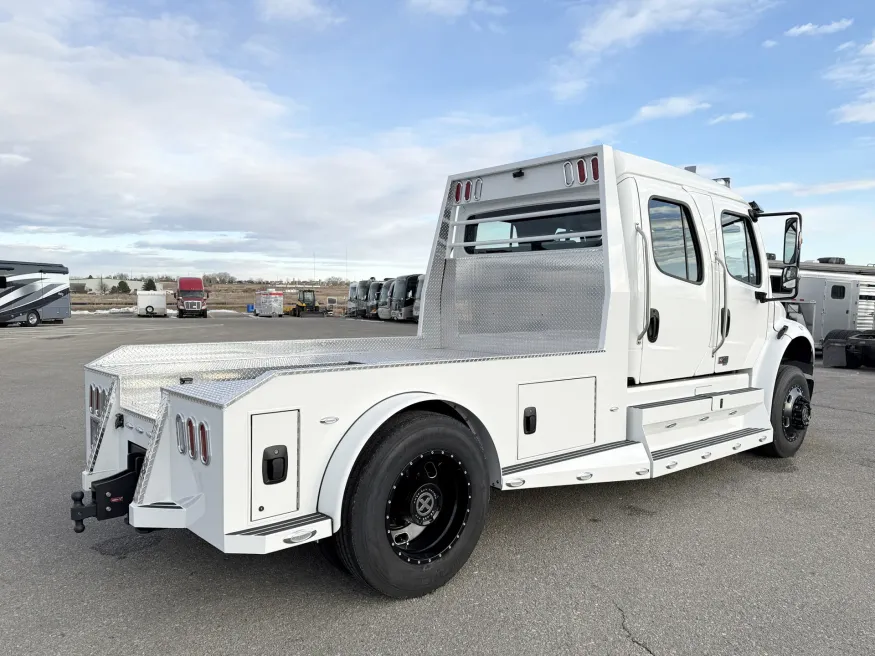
[1,0,873,280]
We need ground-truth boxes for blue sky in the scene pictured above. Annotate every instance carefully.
[1,0,874,280]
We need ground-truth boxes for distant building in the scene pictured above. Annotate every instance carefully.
[70,278,164,293]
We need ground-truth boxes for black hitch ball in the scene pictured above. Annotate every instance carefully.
[71,491,88,533]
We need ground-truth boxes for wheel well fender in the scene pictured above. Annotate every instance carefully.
[753,321,815,409]
[316,393,501,532]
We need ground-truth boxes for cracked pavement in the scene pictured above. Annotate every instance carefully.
[1,316,873,655]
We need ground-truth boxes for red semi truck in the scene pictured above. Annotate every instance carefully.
[174,277,209,318]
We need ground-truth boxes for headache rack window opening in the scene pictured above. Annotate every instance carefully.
[452,202,603,256]
[450,204,601,227]
[451,230,603,250]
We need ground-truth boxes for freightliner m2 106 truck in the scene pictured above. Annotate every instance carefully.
[70,146,813,598]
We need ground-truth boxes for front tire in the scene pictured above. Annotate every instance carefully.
[336,411,490,599]
[761,364,811,458]
[25,310,40,327]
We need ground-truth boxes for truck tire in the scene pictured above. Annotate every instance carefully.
[177,310,183,319]
[25,310,40,327]
[760,364,811,458]
[335,410,490,599]
[202,310,208,318]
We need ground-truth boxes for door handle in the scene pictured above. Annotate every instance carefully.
[720,308,731,337]
[523,407,537,435]
[647,308,660,343]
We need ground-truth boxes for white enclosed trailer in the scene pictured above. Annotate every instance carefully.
[253,290,284,318]
[136,290,168,318]
[70,146,814,598]
[769,258,875,347]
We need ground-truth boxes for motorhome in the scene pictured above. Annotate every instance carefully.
[69,145,813,600]
[346,282,358,318]
[364,281,381,319]
[136,290,167,318]
[390,274,421,321]
[356,279,373,318]
[377,279,395,320]
[412,274,425,322]
[0,260,70,326]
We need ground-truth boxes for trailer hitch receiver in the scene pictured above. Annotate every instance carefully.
[69,450,144,533]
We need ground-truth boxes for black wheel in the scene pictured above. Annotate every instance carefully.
[25,310,40,327]
[335,411,490,599]
[202,310,208,318]
[760,364,811,458]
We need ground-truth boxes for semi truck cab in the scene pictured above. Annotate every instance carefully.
[174,277,208,318]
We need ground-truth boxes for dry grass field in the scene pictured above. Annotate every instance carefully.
[72,283,353,312]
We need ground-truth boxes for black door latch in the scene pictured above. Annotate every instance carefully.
[262,446,288,485]
[523,407,537,435]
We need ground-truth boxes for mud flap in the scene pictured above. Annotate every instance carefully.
[822,339,847,368]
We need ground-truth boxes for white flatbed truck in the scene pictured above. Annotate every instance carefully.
[70,146,814,598]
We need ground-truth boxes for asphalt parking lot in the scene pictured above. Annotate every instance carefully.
[1,314,873,656]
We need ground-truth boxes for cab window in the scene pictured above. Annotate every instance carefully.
[648,199,702,283]
[721,213,761,286]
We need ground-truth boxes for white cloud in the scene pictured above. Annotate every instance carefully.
[257,0,343,26]
[0,153,31,166]
[634,96,711,121]
[762,39,778,48]
[836,41,856,52]
[551,0,772,100]
[825,40,875,124]
[407,0,506,18]
[571,0,773,56]
[785,19,853,37]
[708,111,752,125]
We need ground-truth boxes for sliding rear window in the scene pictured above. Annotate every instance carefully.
[462,201,602,255]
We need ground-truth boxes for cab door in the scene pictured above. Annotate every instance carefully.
[637,180,714,383]
[712,203,770,372]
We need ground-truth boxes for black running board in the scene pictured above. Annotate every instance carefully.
[651,427,767,461]
[502,441,636,476]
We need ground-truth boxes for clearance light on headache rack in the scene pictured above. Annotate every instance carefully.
[453,178,483,204]
[199,422,210,466]
[563,156,599,186]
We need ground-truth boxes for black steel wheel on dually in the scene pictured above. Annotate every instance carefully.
[761,364,811,458]
[335,410,490,599]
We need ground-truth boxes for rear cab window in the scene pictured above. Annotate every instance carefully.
[648,198,703,284]
[461,201,602,255]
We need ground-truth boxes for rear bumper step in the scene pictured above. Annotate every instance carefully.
[651,427,766,460]
[224,513,332,555]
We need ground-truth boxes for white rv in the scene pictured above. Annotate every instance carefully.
[136,290,168,318]
[0,260,70,326]
[253,290,284,318]
[70,146,813,599]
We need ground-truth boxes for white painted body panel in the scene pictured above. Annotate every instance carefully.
[78,145,814,557]
[136,291,167,317]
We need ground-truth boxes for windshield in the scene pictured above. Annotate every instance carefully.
[379,283,392,304]
[179,290,204,298]
[368,282,381,301]
[357,282,370,298]
[302,291,315,302]
[414,276,424,300]
[392,277,407,300]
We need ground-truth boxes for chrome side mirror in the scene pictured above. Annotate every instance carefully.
[783,218,800,265]
[781,265,799,292]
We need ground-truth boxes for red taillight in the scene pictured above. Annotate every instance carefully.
[454,182,462,203]
[577,159,587,184]
[591,156,600,181]
[199,423,210,465]
[187,419,197,459]
[464,180,472,201]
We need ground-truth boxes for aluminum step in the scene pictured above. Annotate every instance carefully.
[650,427,772,478]
[224,512,332,555]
